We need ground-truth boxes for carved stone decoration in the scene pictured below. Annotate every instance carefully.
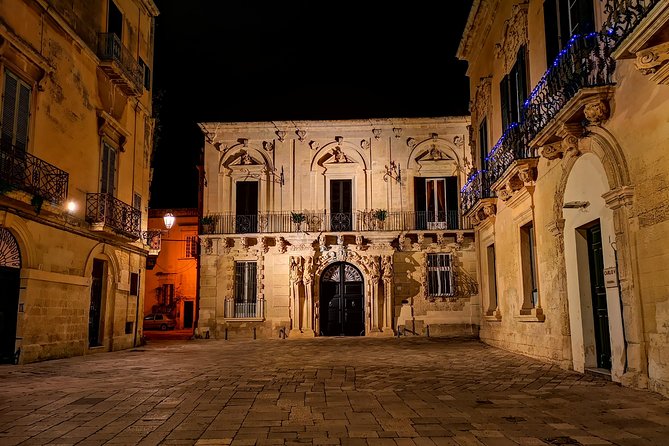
[240,237,249,250]
[453,135,465,149]
[584,99,610,125]
[222,237,232,254]
[360,139,370,151]
[335,136,344,145]
[406,137,417,149]
[541,124,583,159]
[494,1,529,71]
[471,76,492,128]
[277,236,287,253]
[398,233,407,251]
[331,146,348,163]
[355,234,363,248]
[296,129,306,142]
[372,128,382,139]
[393,127,403,138]
[436,233,445,246]
[517,165,537,184]
[259,236,269,253]
[634,41,669,84]
[262,141,274,152]
[202,237,214,255]
[546,218,565,237]
[0,228,21,268]
[309,140,320,151]
[275,130,286,142]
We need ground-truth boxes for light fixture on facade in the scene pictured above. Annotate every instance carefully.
[384,161,401,183]
[563,201,590,209]
[66,200,77,213]
[163,210,175,229]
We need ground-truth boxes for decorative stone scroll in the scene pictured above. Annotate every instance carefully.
[494,1,529,71]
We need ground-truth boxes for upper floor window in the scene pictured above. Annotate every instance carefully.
[414,177,459,230]
[544,0,595,64]
[1,70,31,152]
[500,46,528,130]
[139,58,151,91]
[427,253,454,297]
[478,117,489,171]
[100,141,118,196]
[108,0,123,39]
[520,221,538,309]
[184,234,198,258]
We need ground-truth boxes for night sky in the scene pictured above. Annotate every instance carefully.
[148,1,474,209]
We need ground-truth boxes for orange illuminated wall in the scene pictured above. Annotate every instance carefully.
[144,208,199,331]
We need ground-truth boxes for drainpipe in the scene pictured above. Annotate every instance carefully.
[133,269,141,347]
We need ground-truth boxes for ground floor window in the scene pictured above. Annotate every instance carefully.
[427,253,454,297]
[234,261,257,317]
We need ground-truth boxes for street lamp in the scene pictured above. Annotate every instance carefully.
[163,210,175,230]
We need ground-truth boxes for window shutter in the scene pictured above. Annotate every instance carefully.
[500,74,510,130]
[543,0,559,65]
[109,145,117,197]
[414,177,426,230]
[516,47,528,122]
[478,118,488,170]
[15,83,31,152]
[1,71,18,149]
[446,176,459,229]
[574,0,595,35]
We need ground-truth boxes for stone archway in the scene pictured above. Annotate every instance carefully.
[0,227,21,363]
[319,262,365,336]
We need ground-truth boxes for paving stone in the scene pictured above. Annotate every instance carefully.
[0,338,667,446]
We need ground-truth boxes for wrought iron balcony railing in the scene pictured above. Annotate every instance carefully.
[461,32,617,215]
[461,170,494,215]
[225,298,265,319]
[201,210,470,235]
[97,33,143,95]
[522,32,615,145]
[603,0,661,50]
[0,143,69,205]
[86,193,141,239]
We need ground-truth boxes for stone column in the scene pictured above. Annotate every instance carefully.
[289,256,303,335]
[382,254,394,334]
[368,255,381,333]
[301,256,315,336]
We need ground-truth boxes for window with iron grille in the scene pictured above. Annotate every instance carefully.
[427,253,454,297]
[184,234,198,258]
[234,261,257,317]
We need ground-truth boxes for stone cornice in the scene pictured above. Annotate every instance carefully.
[457,0,500,63]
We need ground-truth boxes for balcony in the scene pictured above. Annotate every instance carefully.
[461,170,494,215]
[201,210,470,235]
[603,0,669,84]
[86,193,141,240]
[0,143,69,205]
[97,33,143,96]
[224,298,265,319]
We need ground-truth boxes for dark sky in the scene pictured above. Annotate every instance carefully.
[148,1,473,209]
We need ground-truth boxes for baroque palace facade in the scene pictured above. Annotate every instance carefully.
[198,118,477,340]
[458,0,669,395]
[0,0,158,363]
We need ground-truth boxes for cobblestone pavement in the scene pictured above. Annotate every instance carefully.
[0,337,668,446]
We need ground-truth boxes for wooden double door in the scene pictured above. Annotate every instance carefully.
[319,262,364,336]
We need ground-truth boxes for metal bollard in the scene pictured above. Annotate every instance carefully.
[396,325,401,338]
[224,327,228,340]
[426,324,430,337]
[253,327,257,340]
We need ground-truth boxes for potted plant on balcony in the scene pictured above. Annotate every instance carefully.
[290,212,306,231]
[201,215,215,233]
[371,208,387,229]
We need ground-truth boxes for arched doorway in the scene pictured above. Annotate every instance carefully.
[319,262,364,336]
[0,228,21,363]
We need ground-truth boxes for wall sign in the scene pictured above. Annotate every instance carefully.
[604,267,618,288]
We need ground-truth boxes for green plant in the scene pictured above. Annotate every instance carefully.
[290,212,306,224]
[31,194,44,215]
[201,215,215,226]
[372,209,387,221]
[0,179,15,195]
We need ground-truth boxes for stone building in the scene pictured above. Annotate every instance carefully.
[0,0,158,363]
[198,118,478,339]
[144,208,198,333]
[458,0,669,396]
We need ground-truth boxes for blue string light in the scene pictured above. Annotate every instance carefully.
[461,30,607,195]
